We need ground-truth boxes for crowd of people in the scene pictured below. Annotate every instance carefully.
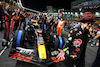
[1,1,100,67]
[56,12,100,67]
[0,2,65,42]
[66,20,100,47]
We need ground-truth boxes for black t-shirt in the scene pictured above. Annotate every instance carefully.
[79,29,88,59]
[97,37,100,58]
[44,17,47,24]
[0,7,3,19]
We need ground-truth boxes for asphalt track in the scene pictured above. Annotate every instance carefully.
[0,29,98,67]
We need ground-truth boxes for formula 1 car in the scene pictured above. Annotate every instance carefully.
[6,21,65,66]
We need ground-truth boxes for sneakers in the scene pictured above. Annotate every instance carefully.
[89,40,92,42]
[11,32,14,36]
[4,38,10,42]
[2,39,7,42]
[93,42,95,45]
[91,44,94,47]
[2,39,8,47]
[90,41,96,47]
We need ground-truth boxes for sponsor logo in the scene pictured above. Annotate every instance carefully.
[16,47,34,55]
[9,53,33,62]
[38,37,44,44]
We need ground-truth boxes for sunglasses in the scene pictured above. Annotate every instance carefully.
[87,23,93,26]
[83,21,93,25]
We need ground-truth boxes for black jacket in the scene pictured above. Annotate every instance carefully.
[63,26,90,60]
[0,6,3,20]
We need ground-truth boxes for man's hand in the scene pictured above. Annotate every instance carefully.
[56,49,65,60]
[94,34,100,40]
[96,42,99,46]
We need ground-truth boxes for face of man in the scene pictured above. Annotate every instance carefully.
[83,22,93,30]
[15,9,17,12]
[6,5,10,10]
[22,9,25,12]
[0,2,2,6]
[61,18,63,21]
[17,9,20,13]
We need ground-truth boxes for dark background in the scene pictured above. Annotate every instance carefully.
[18,0,75,11]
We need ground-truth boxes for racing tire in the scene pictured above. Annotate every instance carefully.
[12,30,25,48]
[54,36,65,50]
[23,22,28,30]
[54,36,59,50]
[10,30,25,54]
[61,36,65,49]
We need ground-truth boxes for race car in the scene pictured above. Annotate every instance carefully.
[7,21,65,66]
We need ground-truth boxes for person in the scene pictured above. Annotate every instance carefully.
[43,15,47,30]
[92,42,99,67]
[74,22,80,28]
[48,16,54,30]
[92,32,100,67]
[96,29,100,35]
[3,4,11,41]
[56,12,95,67]
[21,9,26,21]
[38,13,43,28]
[0,1,3,30]
[89,27,97,46]
[20,9,26,28]
[11,9,17,32]
[56,18,65,36]
[11,9,20,33]
[53,17,58,32]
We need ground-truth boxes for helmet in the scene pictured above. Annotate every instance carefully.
[26,26,35,36]
[80,12,95,22]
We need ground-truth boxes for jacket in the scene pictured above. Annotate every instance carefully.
[3,9,10,21]
[63,26,90,60]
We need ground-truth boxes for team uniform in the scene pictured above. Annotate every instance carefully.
[0,6,3,30]
[20,11,26,28]
[11,12,20,32]
[3,9,11,41]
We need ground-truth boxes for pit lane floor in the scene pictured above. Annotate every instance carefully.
[0,29,98,67]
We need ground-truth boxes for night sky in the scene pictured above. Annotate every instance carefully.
[20,0,75,12]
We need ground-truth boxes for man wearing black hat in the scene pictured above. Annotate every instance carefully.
[56,12,95,67]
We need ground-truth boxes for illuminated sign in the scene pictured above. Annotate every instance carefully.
[72,0,100,8]
[59,13,63,17]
